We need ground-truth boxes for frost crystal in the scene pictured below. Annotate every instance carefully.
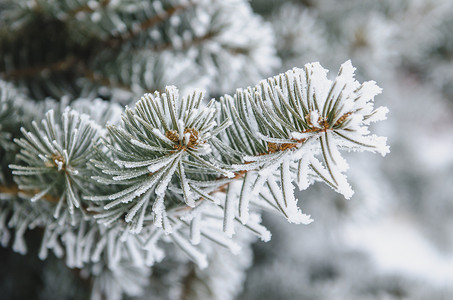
[220,60,388,226]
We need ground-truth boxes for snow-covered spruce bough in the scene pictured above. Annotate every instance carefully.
[3,60,388,280]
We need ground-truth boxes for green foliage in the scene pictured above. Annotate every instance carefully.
[0,1,390,299]
[10,109,102,220]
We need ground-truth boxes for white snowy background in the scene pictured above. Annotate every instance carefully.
[239,0,453,299]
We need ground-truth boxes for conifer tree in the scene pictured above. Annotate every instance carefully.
[0,0,390,299]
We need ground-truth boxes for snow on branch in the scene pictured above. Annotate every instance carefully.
[86,86,235,234]
[2,60,388,271]
[10,108,102,222]
[219,60,389,225]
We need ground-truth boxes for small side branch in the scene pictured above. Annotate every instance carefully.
[0,184,59,204]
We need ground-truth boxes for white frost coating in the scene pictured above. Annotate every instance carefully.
[116,154,173,169]
[246,214,272,242]
[103,182,140,201]
[355,80,383,109]
[238,172,254,224]
[179,201,206,223]
[0,57,390,278]
[112,168,150,181]
[266,176,287,214]
[130,139,165,151]
[62,231,76,268]
[342,114,364,131]
[162,211,173,234]
[49,228,64,258]
[243,151,284,162]
[189,151,235,178]
[123,236,145,267]
[230,160,261,172]
[329,61,360,116]
[155,156,180,196]
[281,159,294,208]
[178,161,194,207]
[184,132,191,145]
[38,226,51,260]
[151,128,173,145]
[281,159,313,224]
[309,110,320,127]
[306,62,331,108]
[255,132,295,144]
[279,61,388,202]
[12,221,27,254]
[65,174,80,209]
[170,231,208,269]
[291,131,313,140]
[251,172,267,196]
[366,106,389,124]
[201,227,242,255]
[297,153,312,190]
[147,155,175,173]
[339,59,356,77]
[152,194,165,228]
[185,108,199,126]
[143,228,164,252]
[201,120,217,133]
[53,195,65,219]
[55,159,64,171]
[223,182,238,237]
[190,214,201,245]
[193,187,221,205]
[132,177,160,199]
[30,186,52,202]
[195,143,211,155]
[334,130,390,157]
[323,132,349,172]
[311,156,354,199]
[125,195,148,223]
[177,119,185,141]
[252,164,280,195]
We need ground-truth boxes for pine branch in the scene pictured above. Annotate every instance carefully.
[150,29,251,56]
[2,54,388,288]
[81,66,133,92]
[9,108,103,219]
[81,60,388,245]
[105,1,196,48]
[3,0,435,298]
[65,0,111,19]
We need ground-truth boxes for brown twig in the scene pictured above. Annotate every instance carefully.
[151,30,218,52]
[106,1,195,48]
[0,56,77,79]
[0,184,59,203]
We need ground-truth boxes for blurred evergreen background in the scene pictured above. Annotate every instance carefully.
[1,0,453,299]
[240,0,453,299]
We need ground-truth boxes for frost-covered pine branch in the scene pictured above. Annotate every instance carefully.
[0,0,391,299]
[0,58,387,298]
